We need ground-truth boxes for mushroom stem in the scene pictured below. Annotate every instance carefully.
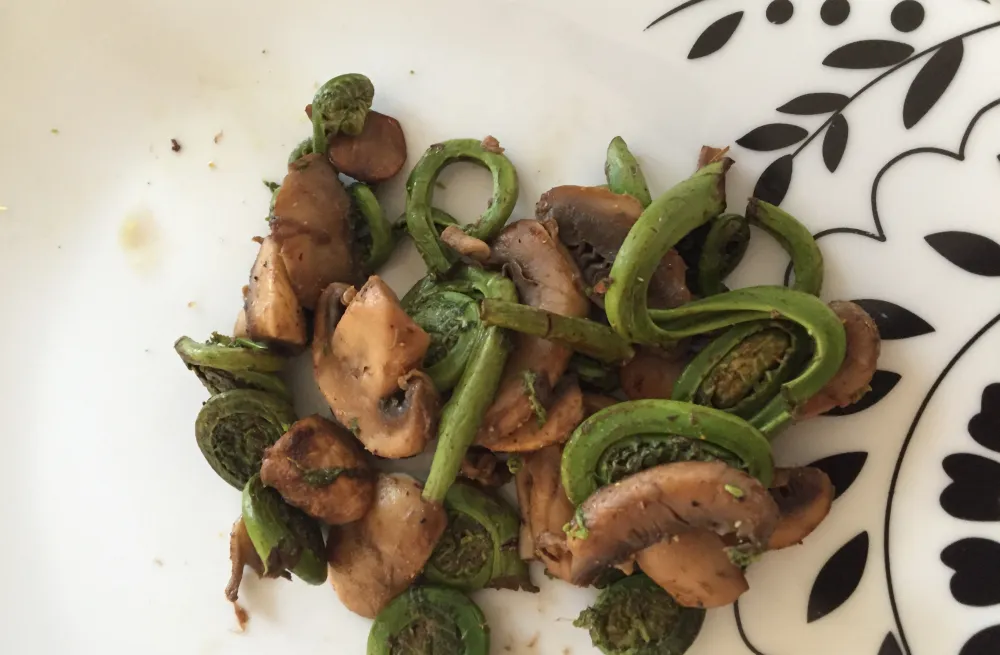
[479,299,635,364]
[422,268,518,504]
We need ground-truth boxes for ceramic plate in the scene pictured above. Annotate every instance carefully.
[4,0,1000,653]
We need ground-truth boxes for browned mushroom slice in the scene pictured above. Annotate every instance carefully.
[536,185,691,309]
[476,220,589,444]
[260,415,375,525]
[327,111,407,184]
[620,347,689,401]
[697,145,731,170]
[460,446,512,488]
[636,531,748,609]
[327,473,447,618]
[567,460,779,586]
[478,379,584,453]
[225,517,269,603]
[313,276,440,459]
[799,301,881,418]
[245,236,308,352]
[515,445,576,583]
[767,467,835,550]
[582,393,618,417]
[271,153,356,310]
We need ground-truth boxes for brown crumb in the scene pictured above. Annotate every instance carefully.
[527,633,539,648]
[170,139,182,153]
[153,558,163,567]
[214,131,224,144]
[341,286,358,305]
[481,135,504,154]
[233,602,249,631]
[562,649,571,655]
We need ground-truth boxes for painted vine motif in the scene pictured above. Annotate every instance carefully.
[645,2,1000,654]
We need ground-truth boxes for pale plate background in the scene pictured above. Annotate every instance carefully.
[3,0,1000,653]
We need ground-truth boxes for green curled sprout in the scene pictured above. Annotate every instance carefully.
[175,333,289,398]
[605,136,652,207]
[348,182,397,272]
[745,198,824,296]
[424,483,535,592]
[415,267,519,504]
[673,321,811,422]
[574,574,705,655]
[697,213,751,296]
[367,586,490,655]
[560,399,773,505]
[195,389,297,489]
[310,73,374,152]
[288,137,315,165]
[405,138,519,275]
[241,474,327,584]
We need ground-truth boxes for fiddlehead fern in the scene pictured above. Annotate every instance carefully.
[368,586,489,655]
[175,333,289,398]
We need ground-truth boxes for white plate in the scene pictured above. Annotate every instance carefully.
[4,0,1000,653]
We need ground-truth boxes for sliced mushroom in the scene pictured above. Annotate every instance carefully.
[476,220,589,446]
[799,301,881,418]
[636,531,748,609]
[245,236,307,352]
[567,460,779,586]
[225,517,269,603]
[327,110,407,184]
[697,145,730,170]
[313,276,440,459]
[536,185,691,309]
[767,467,834,550]
[460,446,512,488]
[515,445,576,583]
[582,393,618,417]
[271,153,356,310]
[620,347,688,401]
[440,225,491,263]
[260,415,375,525]
[327,473,447,618]
[478,379,584,453]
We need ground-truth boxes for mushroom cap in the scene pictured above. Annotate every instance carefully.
[636,531,748,609]
[245,236,307,352]
[799,301,881,418]
[326,473,447,618]
[478,379,584,453]
[620,347,688,401]
[261,415,374,525]
[271,153,356,310]
[476,220,589,444]
[767,467,835,550]
[567,460,779,586]
[313,276,440,459]
[327,110,407,184]
[515,445,576,583]
[536,185,691,309]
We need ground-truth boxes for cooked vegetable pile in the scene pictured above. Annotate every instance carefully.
[175,74,881,654]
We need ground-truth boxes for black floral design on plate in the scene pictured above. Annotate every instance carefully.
[968,383,1000,452]
[808,452,867,500]
[824,40,915,69]
[824,370,901,416]
[737,123,808,151]
[689,11,744,59]
[821,0,851,27]
[808,531,869,622]
[925,231,1000,276]
[903,39,963,128]
[822,114,849,172]
[892,0,926,34]
[879,633,904,655]
[961,625,1000,655]
[767,0,794,25]
[941,453,1000,521]
[941,538,1000,607]
[777,92,849,115]
[753,155,794,205]
[851,299,935,340]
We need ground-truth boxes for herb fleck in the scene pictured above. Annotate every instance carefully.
[522,370,547,427]
[724,483,745,499]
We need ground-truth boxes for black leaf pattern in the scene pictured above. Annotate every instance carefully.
[968,383,1000,453]
[688,11,744,59]
[823,40,916,69]
[822,114,849,172]
[736,123,808,151]
[925,231,1000,276]
[807,452,867,500]
[879,633,903,655]
[851,299,935,340]
[903,39,964,128]
[941,454,1000,521]
[777,92,850,115]
[941,538,1000,607]
[961,625,1000,655]
[753,155,794,205]
[807,531,869,623]
[824,370,901,416]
